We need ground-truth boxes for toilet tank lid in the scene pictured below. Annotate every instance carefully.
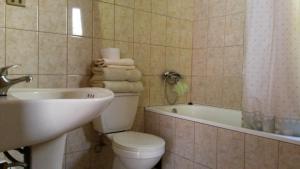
[114,93,140,97]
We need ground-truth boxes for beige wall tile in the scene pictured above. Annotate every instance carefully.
[207,47,224,76]
[39,33,67,74]
[192,49,207,76]
[68,37,92,75]
[180,49,192,76]
[133,43,150,75]
[194,0,208,21]
[226,0,246,15]
[0,0,5,28]
[194,123,217,169]
[135,0,151,12]
[39,0,67,34]
[65,151,90,169]
[100,0,114,3]
[139,76,150,107]
[152,0,167,15]
[222,76,242,109]
[194,163,210,169]
[38,75,67,88]
[162,152,175,169]
[245,134,278,169]
[160,115,176,152]
[180,20,193,48]
[150,45,166,75]
[225,14,245,46]
[208,17,225,47]
[166,17,181,47]
[191,76,207,104]
[175,118,194,160]
[166,47,180,72]
[68,0,93,37]
[193,20,208,49]
[6,29,38,74]
[181,0,194,20]
[174,155,193,169]
[224,46,244,77]
[149,76,165,105]
[144,111,160,136]
[206,76,223,106]
[0,28,4,67]
[67,75,89,87]
[217,129,244,169]
[93,38,114,59]
[168,0,181,18]
[93,1,114,39]
[6,0,38,31]
[208,0,226,17]
[151,14,166,45]
[115,0,134,8]
[134,10,151,43]
[114,41,134,59]
[278,142,300,169]
[132,107,145,132]
[115,6,134,42]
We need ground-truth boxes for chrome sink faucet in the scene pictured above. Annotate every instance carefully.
[0,65,33,96]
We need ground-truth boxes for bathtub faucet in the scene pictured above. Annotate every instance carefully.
[0,65,33,96]
[162,71,182,85]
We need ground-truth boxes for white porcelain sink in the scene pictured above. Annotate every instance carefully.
[0,88,114,152]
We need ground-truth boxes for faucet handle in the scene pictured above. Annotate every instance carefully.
[0,65,20,76]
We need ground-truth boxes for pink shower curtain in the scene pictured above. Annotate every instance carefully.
[242,0,300,136]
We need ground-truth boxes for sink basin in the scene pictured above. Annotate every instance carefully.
[0,88,114,152]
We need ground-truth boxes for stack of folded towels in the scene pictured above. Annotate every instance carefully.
[89,57,144,93]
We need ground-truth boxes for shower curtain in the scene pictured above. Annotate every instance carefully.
[242,0,300,136]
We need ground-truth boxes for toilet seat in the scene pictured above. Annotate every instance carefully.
[112,131,165,159]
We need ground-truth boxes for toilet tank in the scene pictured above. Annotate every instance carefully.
[92,93,139,134]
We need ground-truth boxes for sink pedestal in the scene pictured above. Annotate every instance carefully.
[31,134,67,169]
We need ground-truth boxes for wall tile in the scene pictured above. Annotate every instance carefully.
[180,49,192,76]
[114,41,134,59]
[194,123,217,169]
[65,151,90,169]
[151,14,166,45]
[100,0,114,3]
[144,111,160,136]
[132,107,145,132]
[208,0,226,17]
[6,0,38,31]
[6,29,38,74]
[193,20,208,49]
[68,0,93,37]
[180,20,193,48]
[222,76,242,109]
[160,115,176,152]
[194,0,208,20]
[217,129,244,169]
[206,76,223,107]
[67,75,89,87]
[194,163,210,169]
[152,0,167,15]
[39,0,67,34]
[39,33,67,75]
[0,28,4,67]
[38,75,67,88]
[226,0,246,15]
[115,6,134,42]
[93,1,114,39]
[135,0,151,12]
[162,152,175,169]
[224,46,244,77]
[245,134,278,169]
[134,10,151,43]
[175,118,194,160]
[115,0,134,8]
[133,43,151,75]
[93,38,114,59]
[181,0,194,20]
[68,36,92,75]
[207,47,224,76]
[166,47,180,72]
[149,76,165,105]
[166,17,181,47]
[191,76,207,104]
[192,49,207,76]
[167,0,181,18]
[150,45,166,75]
[0,0,5,28]
[208,17,225,47]
[174,155,194,169]
[139,76,150,107]
[225,14,245,46]
[278,142,300,169]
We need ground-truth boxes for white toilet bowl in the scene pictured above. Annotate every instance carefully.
[111,131,165,169]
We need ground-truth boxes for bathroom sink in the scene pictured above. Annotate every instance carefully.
[0,88,114,152]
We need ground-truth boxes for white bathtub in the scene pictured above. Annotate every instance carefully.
[146,104,300,145]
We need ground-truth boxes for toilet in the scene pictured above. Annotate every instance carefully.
[92,93,165,169]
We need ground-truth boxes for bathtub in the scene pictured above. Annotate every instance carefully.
[146,104,300,145]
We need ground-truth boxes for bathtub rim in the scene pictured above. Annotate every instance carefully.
[146,104,300,146]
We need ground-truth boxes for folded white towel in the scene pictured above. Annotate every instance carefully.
[93,58,135,67]
[90,81,144,93]
[106,65,136,70]
[91,68,142,82]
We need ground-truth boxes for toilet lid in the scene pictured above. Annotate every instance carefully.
[112,131,165,152]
